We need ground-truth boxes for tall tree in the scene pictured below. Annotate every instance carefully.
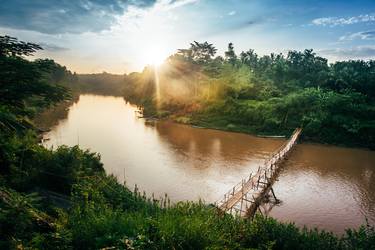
[0,35,69,133]
[189,41,217,64]
[225,42,237,66]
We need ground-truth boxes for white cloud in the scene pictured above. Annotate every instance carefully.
[339,30,375,41]
[319,45,375,60]
[312,14,375,27]
[228,11,236,16]
[155,0,199,11]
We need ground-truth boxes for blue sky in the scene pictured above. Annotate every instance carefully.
[0,0,374,73]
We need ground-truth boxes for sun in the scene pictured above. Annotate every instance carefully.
[140,44,168,67]
[149,47,166,66]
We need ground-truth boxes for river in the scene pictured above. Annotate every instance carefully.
[42,94,375,234]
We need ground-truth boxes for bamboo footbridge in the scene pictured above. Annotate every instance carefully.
[217,128,302,218]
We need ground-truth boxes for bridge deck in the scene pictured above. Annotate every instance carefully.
[217,128,302,217]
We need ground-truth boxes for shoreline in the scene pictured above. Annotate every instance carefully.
[142,112,375,151]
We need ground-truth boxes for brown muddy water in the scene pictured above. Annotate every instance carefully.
[42,94,375,234]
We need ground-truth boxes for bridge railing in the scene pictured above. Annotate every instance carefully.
[216,128,302,215]
[217,168,260,210]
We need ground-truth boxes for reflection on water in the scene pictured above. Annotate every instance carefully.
[43,94,375,234]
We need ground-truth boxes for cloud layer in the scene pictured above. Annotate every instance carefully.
[38,42,69,52]
[312,13,375,27]
[0,0,157,34]
[339,30,375,41]
[320,46,375,59]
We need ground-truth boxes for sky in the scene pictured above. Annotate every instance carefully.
[0,0,374,73]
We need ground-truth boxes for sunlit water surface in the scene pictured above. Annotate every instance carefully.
[43,94,375,234]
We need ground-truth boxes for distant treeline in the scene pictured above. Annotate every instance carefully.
[77,73,125,96]
[21,58,126,97]
[123,41,375,149]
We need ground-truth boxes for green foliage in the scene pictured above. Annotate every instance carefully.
[179,41,218,64]
[0,35,42,57]
[124,42,375,149]
[342,222,375,249]
[1,131,104,194]
[45,178,375,249]
[225,42,237,66]
[0,35,74,136]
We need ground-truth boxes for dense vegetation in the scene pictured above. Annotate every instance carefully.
[123,41,375,149]
[1,36,375,249]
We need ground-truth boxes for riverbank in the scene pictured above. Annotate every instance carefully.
[140,108,375,151]
[33,99,76,132]
[122,52,375,151]
[173,114,288,137]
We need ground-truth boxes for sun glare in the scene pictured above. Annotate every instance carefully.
[140,44,168,67]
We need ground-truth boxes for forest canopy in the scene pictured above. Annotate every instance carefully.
[124,41,375,149]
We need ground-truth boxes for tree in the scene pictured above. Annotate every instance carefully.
[0,36,42,57]
[286,49,329,87]
[240,49,258,69]
[189,41,217,64]
[0,36,69,133]
[325,60,375,99]
[225,42,237,66]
